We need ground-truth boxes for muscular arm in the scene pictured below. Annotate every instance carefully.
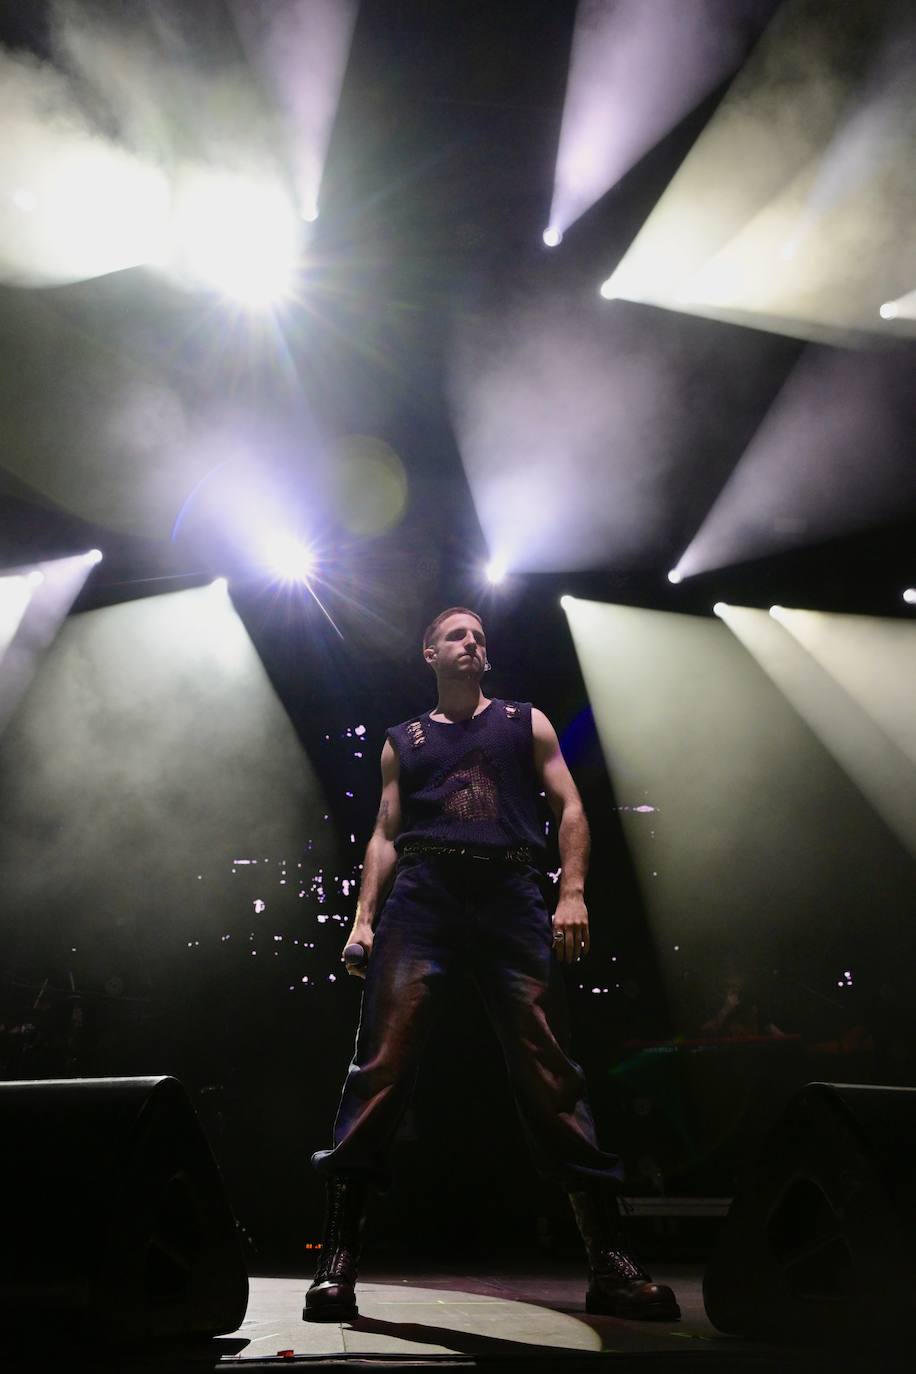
[556,804,590,900]
[532,707,591,961]
[344,738,401,976]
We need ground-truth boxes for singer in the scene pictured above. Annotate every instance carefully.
[305,607,679,1323]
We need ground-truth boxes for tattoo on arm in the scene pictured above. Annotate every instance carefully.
[377,800,389,826]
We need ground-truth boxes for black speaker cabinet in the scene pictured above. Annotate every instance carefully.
[703,1082,916,1346]
[0,1076,248,1343]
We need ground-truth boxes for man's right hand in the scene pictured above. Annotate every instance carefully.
[341,923,374,979]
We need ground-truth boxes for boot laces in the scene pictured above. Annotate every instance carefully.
[314,1178,363,1284]
[596,1248,651,1284]
[316,1244,356,1284]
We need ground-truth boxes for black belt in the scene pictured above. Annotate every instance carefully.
[400,840,535,866]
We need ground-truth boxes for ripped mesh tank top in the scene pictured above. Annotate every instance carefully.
[386,698,547,859]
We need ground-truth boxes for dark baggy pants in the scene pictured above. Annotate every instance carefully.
[312,851,624,1189]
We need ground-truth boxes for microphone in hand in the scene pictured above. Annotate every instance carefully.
[343,941,368,975]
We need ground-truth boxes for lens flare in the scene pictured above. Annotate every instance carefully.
[168,170,300,305]
[268,536,315,583]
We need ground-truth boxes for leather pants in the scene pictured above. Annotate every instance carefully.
[312,851,623,1190]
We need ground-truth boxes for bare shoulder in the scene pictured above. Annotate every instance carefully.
[531,706,559,746]
[381,735,400,780]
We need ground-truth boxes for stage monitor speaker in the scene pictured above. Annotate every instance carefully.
[0,1076,248,1344]
[703,1081,916,1347]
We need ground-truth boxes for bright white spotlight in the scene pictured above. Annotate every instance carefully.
[560,595,574,610]
[599,277,616,300]
[543,226,563,248]
[85,549,103,565]
[211,577,229,593]
[667,568,683,584]
[269,536,315,583]
[769,605,784,618]
[903,588,916,605]
[485,558,507,585]
[169,171,300,306]
[27,570,45,587]
[712,602,726,616]
[879,301,899,320]
[0,575,32,651]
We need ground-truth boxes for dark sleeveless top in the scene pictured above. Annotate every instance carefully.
[386,698,546,860]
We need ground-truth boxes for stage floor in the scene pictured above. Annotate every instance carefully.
[222,1260,750,1361]
[41,1257,909,1370]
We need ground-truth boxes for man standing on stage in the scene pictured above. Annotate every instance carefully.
[304,607,679,1323]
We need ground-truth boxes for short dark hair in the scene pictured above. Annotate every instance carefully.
[423,606,484,651]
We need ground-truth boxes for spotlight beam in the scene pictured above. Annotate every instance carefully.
[549,0,776,236]
[718,603,916,863]
[0,557,95,737]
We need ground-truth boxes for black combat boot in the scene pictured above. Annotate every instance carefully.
[303,1174,368,1322]
[568,1183,680,1321]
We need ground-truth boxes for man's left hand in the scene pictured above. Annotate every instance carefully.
[551,894,590,963]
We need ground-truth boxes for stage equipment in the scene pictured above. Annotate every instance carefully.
[0,1075,248,1344]
[703,1081,916,1346]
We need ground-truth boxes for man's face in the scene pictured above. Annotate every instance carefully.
[427,614,486,675]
